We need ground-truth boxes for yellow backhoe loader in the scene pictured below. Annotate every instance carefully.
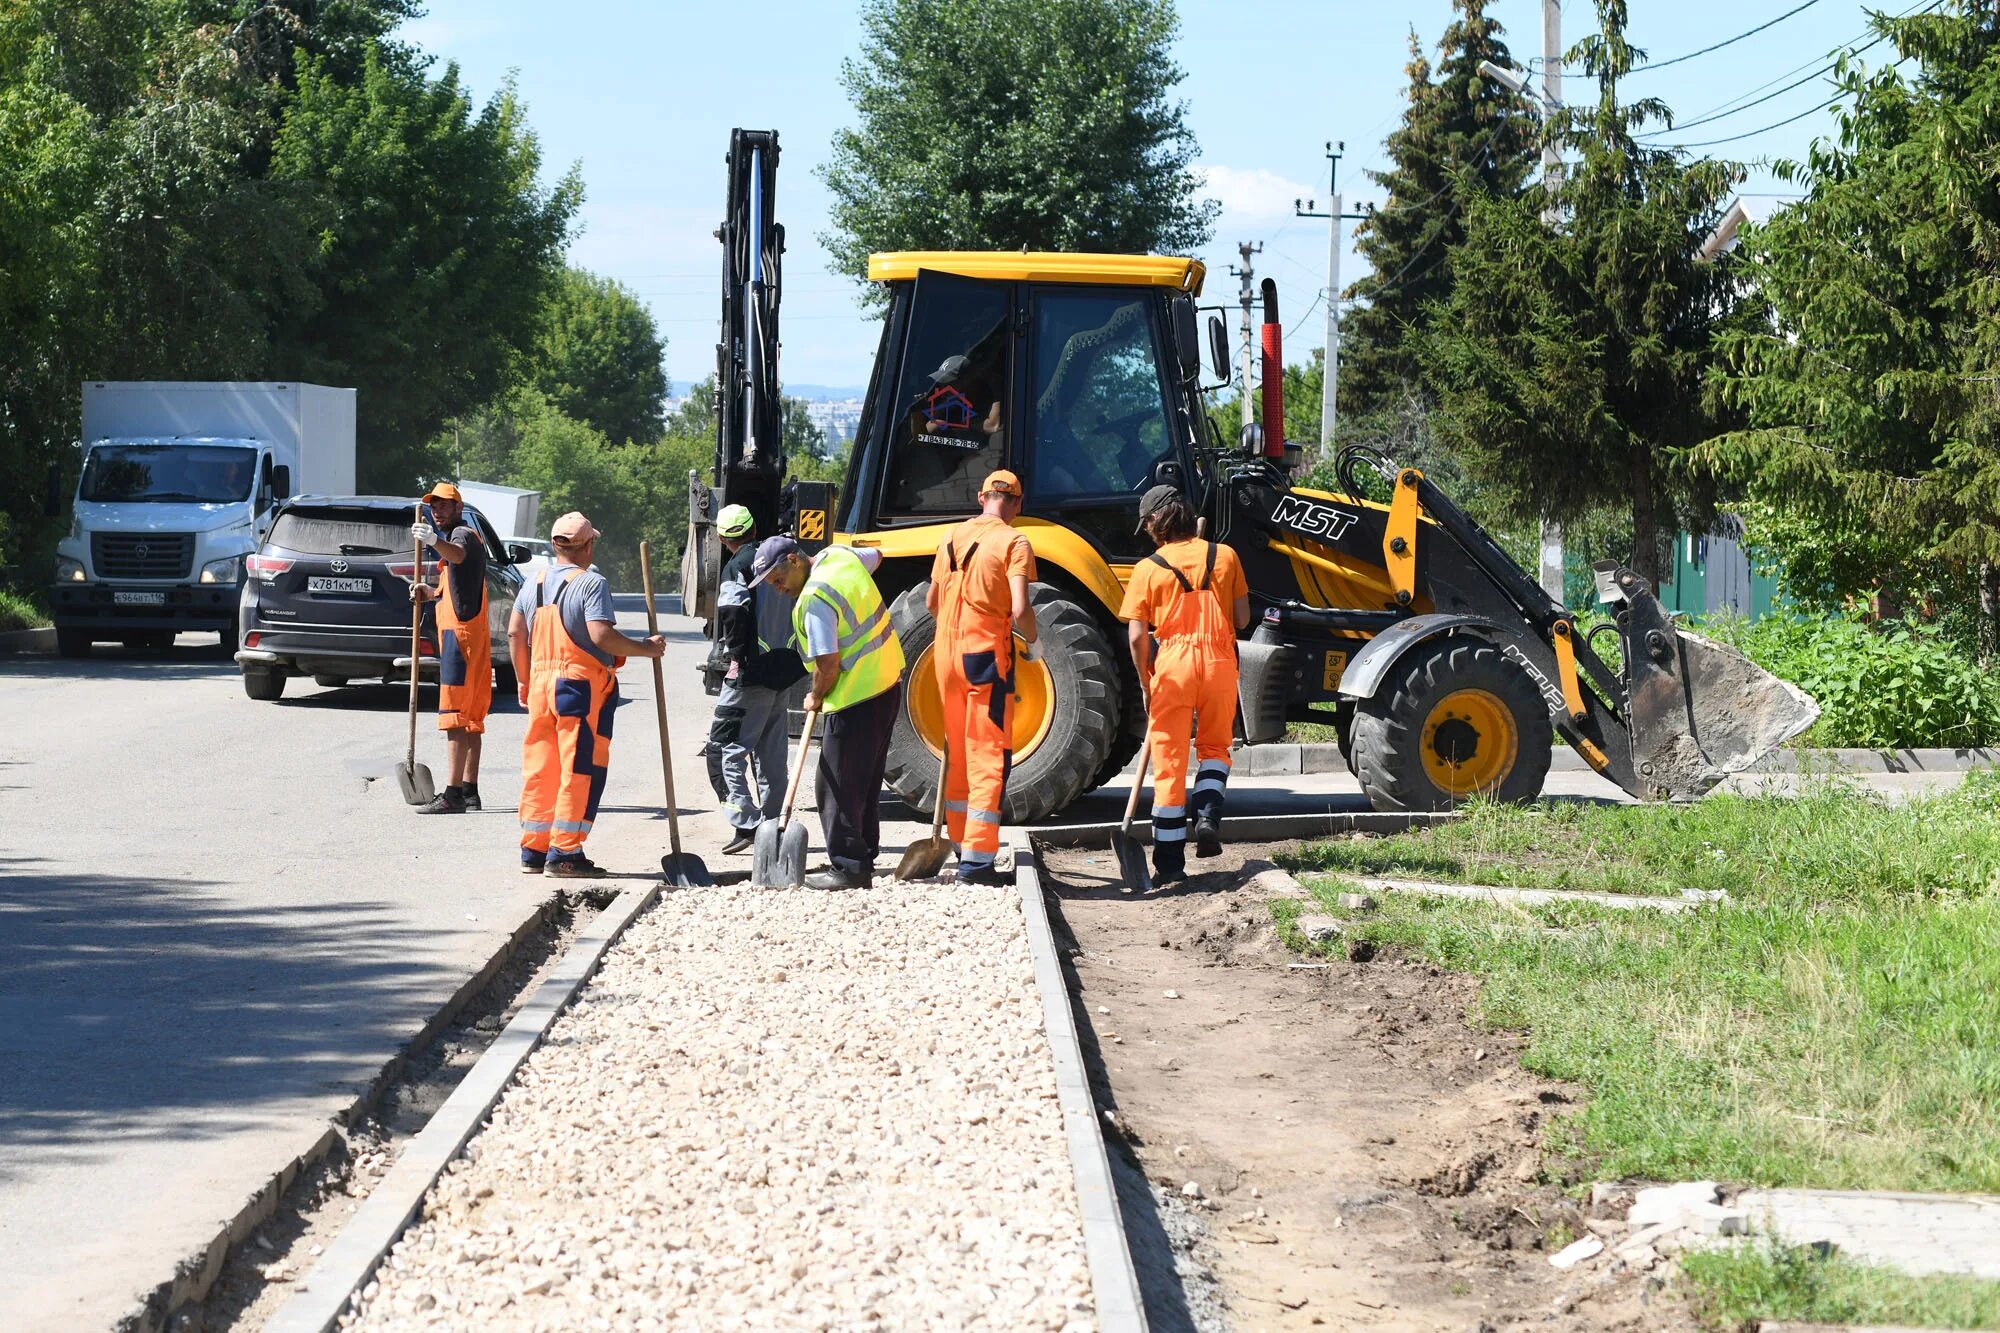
[684,130,1817,820]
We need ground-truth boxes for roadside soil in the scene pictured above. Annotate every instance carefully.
[162,892,606,1333]
[1039,842,1703,1333]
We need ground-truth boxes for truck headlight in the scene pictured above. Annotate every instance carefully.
[199,556,241,585]
[56,557,85,583]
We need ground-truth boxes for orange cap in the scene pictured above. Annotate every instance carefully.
[982,469,1022,498]
[421,481,462,504]
[550,511,600,545]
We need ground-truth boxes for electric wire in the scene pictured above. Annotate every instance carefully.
[1660,90,1851,147]
[1623,0,1825,74]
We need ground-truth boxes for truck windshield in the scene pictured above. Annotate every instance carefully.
[79,444,257,503]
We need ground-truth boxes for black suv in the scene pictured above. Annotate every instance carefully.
[234,496,525,701]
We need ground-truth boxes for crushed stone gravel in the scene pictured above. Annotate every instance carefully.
[346,882,1094,1331]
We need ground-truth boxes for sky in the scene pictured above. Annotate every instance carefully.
[400,0,1902,396]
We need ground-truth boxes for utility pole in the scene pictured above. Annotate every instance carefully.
[1538,0,1565,604]
[1295,143,1370,450]
[1230,242,1263,431]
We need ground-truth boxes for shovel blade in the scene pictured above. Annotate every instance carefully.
[1110,830,1152,894]
[775,819,809,889]
[750,819,781,888]
[396,761,435,807]
[660,853,711,888]
[894,836,951,883]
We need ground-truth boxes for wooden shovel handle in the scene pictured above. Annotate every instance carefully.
[930,749,949,838]
[407,522,423,764]
[1119,746,1150,835]
[779,707,819,824]
[638,541,682,858]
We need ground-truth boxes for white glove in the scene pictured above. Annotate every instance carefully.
[411,521,438,547]
[1019,637,1042,662]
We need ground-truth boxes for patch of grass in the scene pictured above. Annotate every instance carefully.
[1278,775,2000,1193]
[1684,1242,2000,1330]
[0,588,48,632]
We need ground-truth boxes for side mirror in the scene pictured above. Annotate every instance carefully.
[1239,422,1265,456]
[505,542,532,564]
[1171,299,1201,382]
[1152,460,1183,488]
[270,464,291,500]
[1207,315,1230,382]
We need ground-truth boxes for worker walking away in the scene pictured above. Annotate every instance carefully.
[1119,485,1251,883]
[927,469,1039,884]
[509,512,665,878]
[711,505,805,854]
[409,482,491,814]
[749,535,905,890]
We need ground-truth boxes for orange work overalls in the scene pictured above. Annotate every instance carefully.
[435,554,492,734]
[1145,540,1239,851]
[934,518,1021,869]
[518,568,620,856]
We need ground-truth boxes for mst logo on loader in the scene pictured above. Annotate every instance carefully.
[1270,494,1360,542]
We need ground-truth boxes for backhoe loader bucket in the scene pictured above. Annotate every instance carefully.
[1596,562,1819,800]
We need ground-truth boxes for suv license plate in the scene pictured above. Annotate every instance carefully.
[113,591,166,606]
[307,576,373,595]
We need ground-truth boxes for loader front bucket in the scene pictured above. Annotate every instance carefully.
[1594,562,1819,800]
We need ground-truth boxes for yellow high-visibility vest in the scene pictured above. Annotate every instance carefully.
[791,547,905,712]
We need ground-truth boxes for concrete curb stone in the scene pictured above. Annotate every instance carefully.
[1222,741,1999,776]
[0,626,53,654]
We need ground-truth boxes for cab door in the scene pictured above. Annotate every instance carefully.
[1019,286,1188,563]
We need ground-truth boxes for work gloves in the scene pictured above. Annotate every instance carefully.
[411,521,438,547]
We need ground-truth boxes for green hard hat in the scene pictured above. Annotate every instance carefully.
[716,503,755,538]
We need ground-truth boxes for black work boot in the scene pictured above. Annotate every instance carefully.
[721,829,755,855]
[1153,842,1186,885]
[461,783,482,811]
[1194,810,1223,858]
[416,787,467,815]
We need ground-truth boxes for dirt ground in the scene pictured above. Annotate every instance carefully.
[1039,842,1704,1333]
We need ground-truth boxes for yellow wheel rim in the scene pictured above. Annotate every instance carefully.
[1420,687,1518,797]
[907,638,1056,762]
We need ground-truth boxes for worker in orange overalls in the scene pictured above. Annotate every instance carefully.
[409,482,491,815]
[927,469,1039,884]
[1119,485,1251,883]
[506,512,664,878]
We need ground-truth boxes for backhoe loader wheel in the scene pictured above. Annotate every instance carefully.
[1350,636,1551,811]
[884,581,1119,824]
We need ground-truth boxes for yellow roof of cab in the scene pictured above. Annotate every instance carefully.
[866,251,1205,296]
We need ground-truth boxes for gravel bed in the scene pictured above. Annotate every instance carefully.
[347,882,1094,1331]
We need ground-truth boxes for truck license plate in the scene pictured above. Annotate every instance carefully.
[113,591,166,606]
[308,576,373,595]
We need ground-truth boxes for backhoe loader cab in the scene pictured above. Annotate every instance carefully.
[684,133,1816,821]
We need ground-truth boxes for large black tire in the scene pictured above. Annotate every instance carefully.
[1350,635,1551,812]
[242,668,287,701]
[1087,626,1147,790]
[56,628,92,658]
[882,581,1121,824]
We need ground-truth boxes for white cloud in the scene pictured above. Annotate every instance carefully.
[1197,165,1317,221]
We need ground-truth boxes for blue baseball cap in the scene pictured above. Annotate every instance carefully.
[747,535,801,587]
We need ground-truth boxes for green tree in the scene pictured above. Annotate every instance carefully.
[819,0,1216,286]
[534,267,667,445]
[1701,2,2000,658]
[270,49,581,492]
[1343,1,1536,412]
[1417,0,1743,585]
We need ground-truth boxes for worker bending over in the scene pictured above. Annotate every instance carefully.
[509,512,665,878]
[1120,485,1251,883]
[409,482,490,814]
[749,535,905,890]
[927,469,1039,884]
[711,504,804,855]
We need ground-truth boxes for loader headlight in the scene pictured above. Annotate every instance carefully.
[56,557,85,583]
[199,556,241,585]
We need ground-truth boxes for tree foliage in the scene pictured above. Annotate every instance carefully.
[1700,2,2000,657]
[1342,1,1536,412]
[533,268,667,445]
[1417,0,1744,583]
[819,0,1216,287]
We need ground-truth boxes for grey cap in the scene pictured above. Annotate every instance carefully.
[928,354,970,384]
[1135,483,1183,534]
[747,535,801,587]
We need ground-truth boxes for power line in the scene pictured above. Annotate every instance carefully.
[1662,91,1846,148]
[1625,0,1824,74]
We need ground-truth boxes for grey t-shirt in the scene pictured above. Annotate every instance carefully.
[513,563,616,668]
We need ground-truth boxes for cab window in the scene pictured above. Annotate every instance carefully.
[1026,291,1175,502]
[879,271,1011,518]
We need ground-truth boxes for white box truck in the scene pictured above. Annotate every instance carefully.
[52,381,357,656]
[454,481,540,542]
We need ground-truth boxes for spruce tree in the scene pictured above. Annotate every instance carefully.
[1340,0,1535,413]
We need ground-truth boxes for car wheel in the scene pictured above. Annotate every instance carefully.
[242,669,287,701]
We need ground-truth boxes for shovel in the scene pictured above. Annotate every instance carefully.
[395,522,436,806]
[1110,746,1152,893]
[753,706,819,889]
[640,541,709,888]
[895,750,952,881]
